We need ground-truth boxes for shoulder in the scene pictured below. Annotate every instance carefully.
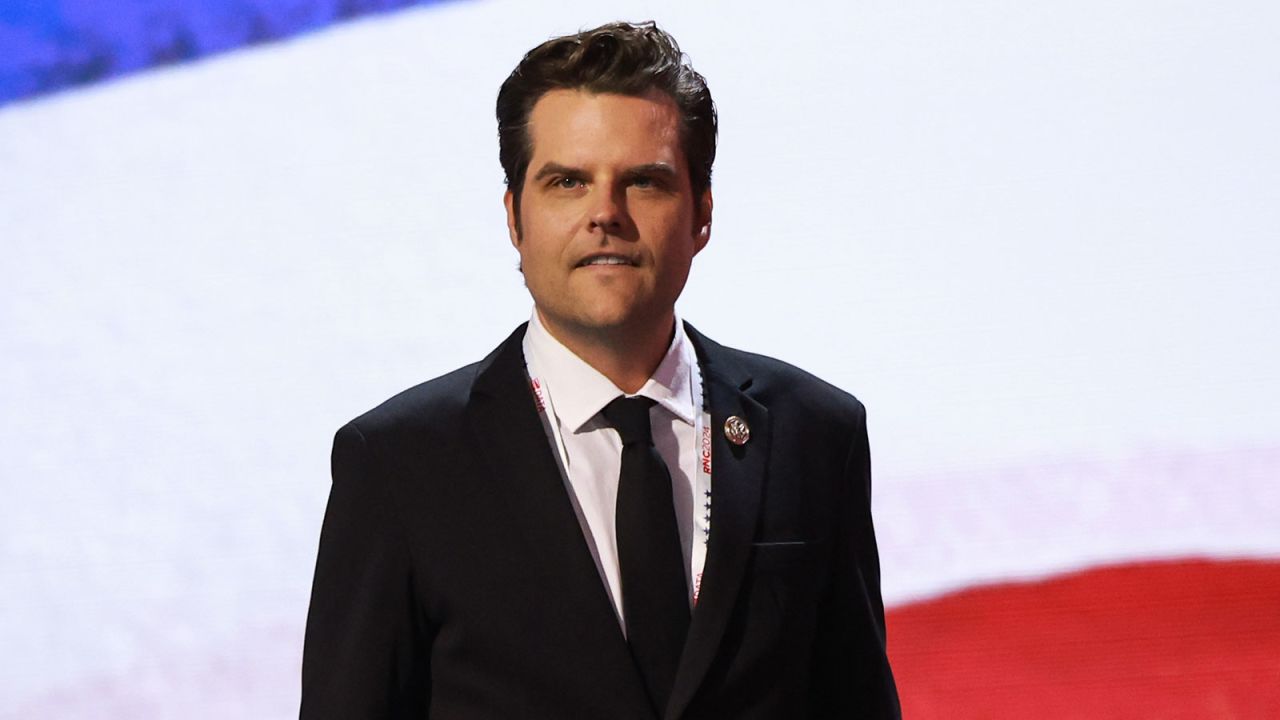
[338,324,527,444]
[733,346,864,421]
[328,364,483,475]
[343,361,482,441]
[688,323,866,427]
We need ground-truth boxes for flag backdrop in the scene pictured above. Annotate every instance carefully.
[1,1,1277,717]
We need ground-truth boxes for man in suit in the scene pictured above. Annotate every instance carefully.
[301,21,900,719]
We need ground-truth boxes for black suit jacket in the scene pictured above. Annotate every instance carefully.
[301,323,900,719]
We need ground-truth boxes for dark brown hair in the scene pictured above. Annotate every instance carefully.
[496,21,717,209]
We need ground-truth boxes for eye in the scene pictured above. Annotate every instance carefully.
[631,175,655,189]
[554,176,583,189]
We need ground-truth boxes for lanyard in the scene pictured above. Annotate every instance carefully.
[523,333,714,605]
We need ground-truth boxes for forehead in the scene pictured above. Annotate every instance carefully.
[525,88,686,169]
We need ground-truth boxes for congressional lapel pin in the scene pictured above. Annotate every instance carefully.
[724,416,750,446]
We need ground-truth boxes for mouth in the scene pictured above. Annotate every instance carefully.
[575,253,637,268]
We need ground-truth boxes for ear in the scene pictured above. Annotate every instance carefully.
[693,188,713,254]
[504,189,520,247]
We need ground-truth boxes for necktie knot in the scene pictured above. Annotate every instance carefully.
[602,396,656,446]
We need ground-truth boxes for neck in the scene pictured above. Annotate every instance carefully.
[537,310,675,395]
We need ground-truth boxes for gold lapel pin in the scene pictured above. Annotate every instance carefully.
[723,416,750,446]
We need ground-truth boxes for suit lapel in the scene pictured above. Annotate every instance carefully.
[666,324,772,720]
[465,325,644,694]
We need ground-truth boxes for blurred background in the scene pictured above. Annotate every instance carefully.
[1,0,1277,717]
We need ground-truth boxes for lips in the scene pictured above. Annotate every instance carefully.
[575,253,636,268]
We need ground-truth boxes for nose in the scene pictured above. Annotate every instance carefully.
[588,185,627,233]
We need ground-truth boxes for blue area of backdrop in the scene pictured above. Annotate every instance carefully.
[0,0,450,105]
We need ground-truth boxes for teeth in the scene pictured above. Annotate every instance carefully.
[583,256,630,266]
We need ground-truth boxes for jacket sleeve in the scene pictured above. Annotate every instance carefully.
[808,404,902,718]
[300,422,430,719]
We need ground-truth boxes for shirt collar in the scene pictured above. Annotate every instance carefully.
[526,310,697,433]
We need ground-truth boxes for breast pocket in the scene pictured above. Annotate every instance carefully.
[733,540,826,665]
[748,541,813,573]
[746,540,825,613]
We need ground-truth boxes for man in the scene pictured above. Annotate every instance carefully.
[301,21,899,719]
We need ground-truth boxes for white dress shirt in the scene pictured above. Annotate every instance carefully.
[522,311,709,633]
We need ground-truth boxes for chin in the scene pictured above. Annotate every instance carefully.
[562,303,648,333]
[573,311,637,334]
[539,292,666,338]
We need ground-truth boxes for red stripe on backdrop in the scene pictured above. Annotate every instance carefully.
[886,559,1280,719]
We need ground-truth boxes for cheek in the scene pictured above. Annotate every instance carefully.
[653,225,700,266]
[519,206,574,252]
[517,233,565,281]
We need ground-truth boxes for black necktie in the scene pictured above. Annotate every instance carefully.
[602,396,690,714]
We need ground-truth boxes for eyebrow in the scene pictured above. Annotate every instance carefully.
[621,163,678,181]
[532,162,583,182]
[530,162,679,182]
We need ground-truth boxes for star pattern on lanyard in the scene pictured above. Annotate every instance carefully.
[702,490,712,540]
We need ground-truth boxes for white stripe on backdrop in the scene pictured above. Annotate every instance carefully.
[1,0,1278,716]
